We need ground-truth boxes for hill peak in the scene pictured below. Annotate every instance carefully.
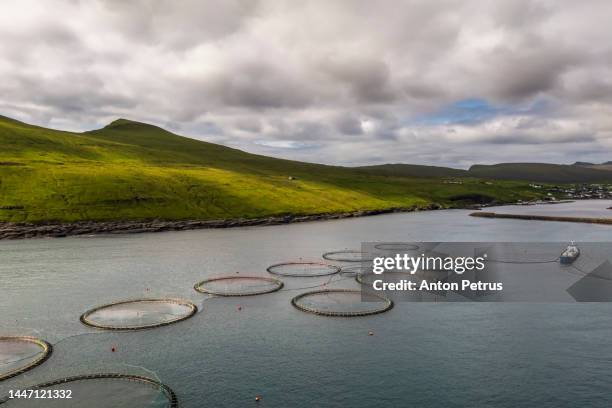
[106,118,139,126]
[103,118,166,132]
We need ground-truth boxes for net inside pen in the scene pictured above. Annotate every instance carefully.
[0,337,51,381]
[0,374,177,407]
[194,276,283,296]
[266,262,340,277]
[291,289,393,317]
[80,299,197,330]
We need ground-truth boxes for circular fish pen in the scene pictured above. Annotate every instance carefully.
[484,243,561,264]
[80,299,197,331]
[322,250,374,263]
[194,276,283,296]
[0,373,178,407]
[374,243,420,251]
[291,289,393,317]
[266,262,340,277]
[0,337,52,381]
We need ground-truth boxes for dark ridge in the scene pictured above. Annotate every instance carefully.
[468,162,612,183]
[356,163,468,178]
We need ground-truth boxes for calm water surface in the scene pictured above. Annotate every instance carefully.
[1,200,611,407]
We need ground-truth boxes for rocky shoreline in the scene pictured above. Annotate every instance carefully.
[0,204,445,240]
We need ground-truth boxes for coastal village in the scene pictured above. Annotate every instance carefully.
[528,183,612,201]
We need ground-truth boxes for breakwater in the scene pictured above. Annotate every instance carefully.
[470,211,612,225]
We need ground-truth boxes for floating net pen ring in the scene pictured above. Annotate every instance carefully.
[266,262,340,277]
[374,243,420,251]
[80,298,197,331]
[0,373,178,407]
[355,272,375,285]
[0,336,52,382]
[339,265,362,277]
[291,289,393,317]
[194,276,284,296]
[322,250,374,262]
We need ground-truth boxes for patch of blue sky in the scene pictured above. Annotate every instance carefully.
[411,98,549,126]
[254,140,321,149]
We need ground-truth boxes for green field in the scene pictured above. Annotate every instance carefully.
[0,115,546,223]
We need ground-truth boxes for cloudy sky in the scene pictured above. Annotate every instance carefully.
[1,0,611,168]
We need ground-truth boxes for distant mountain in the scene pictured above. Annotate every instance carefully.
[357,163,468,178]
[360,162,612,183]
[468,163,612,183]
[572,160,612,172]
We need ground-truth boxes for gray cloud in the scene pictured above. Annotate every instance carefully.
[319,56,397,103]
[1,0,611,167]
[98,0,259,49]
[206,61,313,109]
[334,114,363,135]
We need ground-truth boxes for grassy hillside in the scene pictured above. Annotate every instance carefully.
[0,115,545,223]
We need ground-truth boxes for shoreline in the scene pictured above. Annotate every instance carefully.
[0,204,447,240]
[2,200,608,240]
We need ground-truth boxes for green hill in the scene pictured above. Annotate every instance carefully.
[0,115,544,223]
[468,163,612,183]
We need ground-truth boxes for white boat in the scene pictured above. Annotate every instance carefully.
[559,242,580,264]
